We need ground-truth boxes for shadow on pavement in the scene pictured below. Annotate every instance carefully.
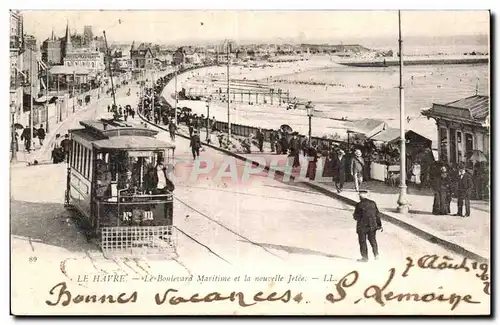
[10,200,100,253]
[250,241,355,261]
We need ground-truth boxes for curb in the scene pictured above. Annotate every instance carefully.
[138,112,488,263]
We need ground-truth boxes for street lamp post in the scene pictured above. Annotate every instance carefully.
[396,10,410,213]
[10,101,17,163]
[206,96,212,141]
[306,101,314,146]
[174,67,178,125]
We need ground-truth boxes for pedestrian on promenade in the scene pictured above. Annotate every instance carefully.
[432,166,452,215]
[190,130,201,160]
[270,130,276,153]
[107,105,110,112]
[351,149,365,192]
[60,134,71,161]
[289,132,300,167]
[168,119,177,141]
[51,134,64,164]
[410,161,422,189]
[256,128,264,153]
[353,190,382,262]
[188,123,194,138]
[20,127,31,153]
[211,116,217,131]
[280,131,289,155]
[333,149,347,193]
[37,124,46,147]
[306,142,318,180]
[455,163,474,217]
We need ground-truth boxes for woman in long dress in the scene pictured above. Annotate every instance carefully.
[432,166,451,215]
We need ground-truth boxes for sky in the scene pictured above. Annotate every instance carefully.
[20,10,490,45]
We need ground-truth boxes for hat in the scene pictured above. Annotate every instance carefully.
[358,190,369,197]
[458,163,465,170]
[338,149,345,155]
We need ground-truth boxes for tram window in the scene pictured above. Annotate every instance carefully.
[71,140,76,167]
[78,144,83,173]
[73,142,78,170]
[75,143,79,172]
[87,149,92,179]
[83,147,88,178]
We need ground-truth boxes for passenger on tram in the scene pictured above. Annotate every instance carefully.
[95,160,112,197]
[119,169,138,192]
[143,158,157,194]
[153,158,175,194]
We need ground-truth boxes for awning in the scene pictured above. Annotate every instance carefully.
[34,95,58,104]
[347,118,387,137]
[372,128,432,146]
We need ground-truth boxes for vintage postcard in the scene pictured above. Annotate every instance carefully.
[9,10,490,315]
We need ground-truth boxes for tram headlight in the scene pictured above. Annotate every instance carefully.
[132,209,143,223]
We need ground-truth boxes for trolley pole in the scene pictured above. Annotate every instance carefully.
[44,66,49,133]
[72,71,76,113]
[103,31,117,109]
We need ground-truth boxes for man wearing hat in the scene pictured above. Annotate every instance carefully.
[351,149,365,192]
[190,130,202,160]
[455,163,474,217]
[333,149,347,193]
[353,190,382,262]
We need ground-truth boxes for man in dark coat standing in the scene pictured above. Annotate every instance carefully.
[37,124,46,147]
[353,190,382,262]
[289,132,300,167]
[455,163,474,217]
[256,128,265,152]
[333,149,346,193]
[190,130,201,160]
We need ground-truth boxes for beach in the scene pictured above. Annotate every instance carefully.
[164,55,489,147]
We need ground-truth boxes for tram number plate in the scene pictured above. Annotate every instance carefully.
[122,210,154,221]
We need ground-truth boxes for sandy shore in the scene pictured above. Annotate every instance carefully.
[162,56,488,145]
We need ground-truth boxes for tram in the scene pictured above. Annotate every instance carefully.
[65,117,177,258]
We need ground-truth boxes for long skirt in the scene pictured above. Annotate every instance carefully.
[306,161,317,180]
[432,190,450,215]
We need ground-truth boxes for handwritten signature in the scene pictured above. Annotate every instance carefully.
[326,267,481,311]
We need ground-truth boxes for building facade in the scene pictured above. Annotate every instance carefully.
[63,48,105,73]
[41,31,63,64]
[130,43,155,69]
[10,10,23,50]
[421,95,489,167]
[10,10,24,123]
[172,47,186,66]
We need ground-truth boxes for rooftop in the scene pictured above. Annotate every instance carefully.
[443,95,489,120]
[422,95,489,125]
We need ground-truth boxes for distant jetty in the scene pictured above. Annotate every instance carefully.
[338,55,489,67]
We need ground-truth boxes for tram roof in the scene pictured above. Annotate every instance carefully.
[79,119,160,138]
[93,136,175,150]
